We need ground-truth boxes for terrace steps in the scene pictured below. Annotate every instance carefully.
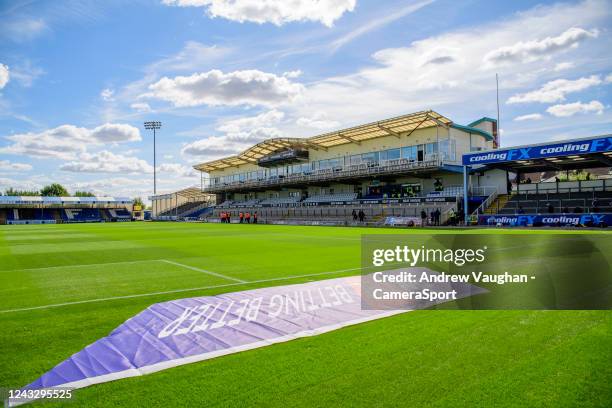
[485,194,511,214]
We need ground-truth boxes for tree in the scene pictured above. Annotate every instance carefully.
[3,188,40,196]
[40,183,69,197]
[133,197,144,209]
[74,191,96,197]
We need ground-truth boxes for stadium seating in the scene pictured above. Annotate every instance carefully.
[183,206,213,219]
[303,193,358,203]
[158,201,207,217]
[232,199,262,207]
[63,208,103,222]
[493,190,612,214]
[106,208,132,221]
[259,197,300,205]
[210,201,457,226]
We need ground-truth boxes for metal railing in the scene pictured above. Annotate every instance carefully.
[471,188,498,216]
[203,158,443,193]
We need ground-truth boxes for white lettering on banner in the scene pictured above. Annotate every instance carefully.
[159,286,354,338]
[539,143,589,155]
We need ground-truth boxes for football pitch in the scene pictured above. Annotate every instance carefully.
[0,222,610,407]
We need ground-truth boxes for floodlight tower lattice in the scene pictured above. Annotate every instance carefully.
[144,121,162,195]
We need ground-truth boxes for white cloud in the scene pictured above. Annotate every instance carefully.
[182,110,285,158]
[147,41,231,73]
[130,102,152,112]
[158,163,197,177]
[514,113,543,121]
[0,64,10,89]
[329,0,433,52]
[0,160,32,172]
[507,75,603,104]
[60,151,153,174]
[90,123,141,143]
[144,69,304,107]
[100,88,115,101]
[484,27,598,66]
[283,70,302,78]
[296,112,340,129]
[162,0,356,27]
[546,100,604,117]
[8,60,44,87]
[0,18,47,42]
[553,62,575,71]
[605,73,612,83]
[282,0,610,126]
[0,123,141,160]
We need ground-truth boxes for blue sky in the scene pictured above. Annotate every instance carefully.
[0,0,611,198]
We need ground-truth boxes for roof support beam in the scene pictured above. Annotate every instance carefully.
[426,113,450,129]
[534,159,562,170]
[337,132,361,145]
[376,123,401,138]
[593,154,612,166]
[404,116,430,139]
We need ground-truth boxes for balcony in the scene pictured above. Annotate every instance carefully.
[203,158,444,193]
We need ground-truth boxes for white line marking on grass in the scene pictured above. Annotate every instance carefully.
[0,266,368,314]
[0,259,167,273]
[160,259,246,283]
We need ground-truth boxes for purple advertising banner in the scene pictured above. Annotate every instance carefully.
[11,272,484,406]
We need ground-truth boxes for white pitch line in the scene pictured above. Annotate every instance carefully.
[0,266,368,314]
[0,259,168,273]
[160,259,246,283]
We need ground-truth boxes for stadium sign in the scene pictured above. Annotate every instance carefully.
[462,136,612,165]
[302,197,456,207]
[478,213,612,226]
[13,275,481,406]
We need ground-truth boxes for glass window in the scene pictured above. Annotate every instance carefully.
[387,148,400,160]
[426,142,438,154]
[379,150,388,161]
[361,152,379,163]
[350,155,361,165]
[402,146,416,161]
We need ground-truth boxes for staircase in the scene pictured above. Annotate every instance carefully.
[100,209,111,221]
[52,210,63,223]
[484,194,511,214]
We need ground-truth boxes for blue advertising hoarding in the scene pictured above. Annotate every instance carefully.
[462,135,612,166]
[478,213,612,227]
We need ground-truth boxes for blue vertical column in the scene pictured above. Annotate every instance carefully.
[463,165,469,225]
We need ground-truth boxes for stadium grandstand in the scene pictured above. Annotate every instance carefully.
[150,187,215,221]
[192,110,499,226]
[463,134,612,227]
[0,196,133,225]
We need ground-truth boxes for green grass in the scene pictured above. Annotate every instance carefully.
[0,222,610,407]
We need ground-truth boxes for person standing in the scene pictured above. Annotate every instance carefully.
[239,212,244,223]
[420,209,427,227]
[253,211,258,224]
[352,209,358,221]
[245,212,251,224]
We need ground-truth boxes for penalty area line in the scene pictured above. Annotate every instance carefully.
[0,266,370,314]
[160,259,246,283]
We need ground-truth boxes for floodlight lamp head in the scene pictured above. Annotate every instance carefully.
[144,121,162,130]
